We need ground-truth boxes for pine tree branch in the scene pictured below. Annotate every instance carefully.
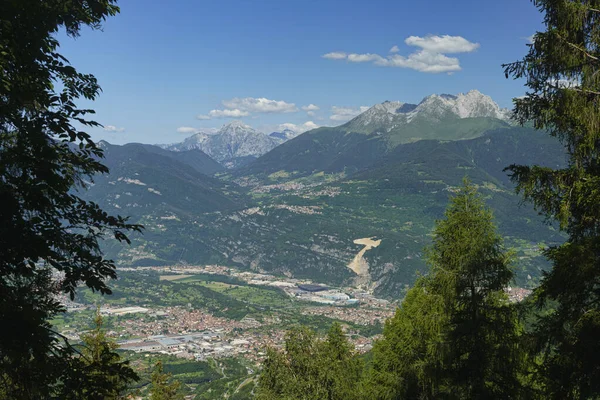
[547,83,600,96]
[557,33,599,62]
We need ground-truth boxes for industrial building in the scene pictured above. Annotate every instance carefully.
[297,284,328,292]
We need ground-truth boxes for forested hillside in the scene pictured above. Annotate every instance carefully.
[87,122,565,297]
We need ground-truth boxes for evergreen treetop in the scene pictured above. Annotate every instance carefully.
[504,1,600,397]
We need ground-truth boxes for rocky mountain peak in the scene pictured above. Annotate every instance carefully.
[340,90,512,136]
[162,121,279,168]
[414,90,509,120]
[220,120,254,133]
[374,101,405,114]
[269,128,298,142]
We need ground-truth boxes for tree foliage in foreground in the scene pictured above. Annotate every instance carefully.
[369,180,523,399]
[63,312,138,399]
[503,0,600,397]
[256,323,364,400]
[0,0,141,397]
[149,361,184,400]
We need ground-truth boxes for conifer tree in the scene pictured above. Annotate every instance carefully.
[256,323,363,400]
[370,180,522,399]
[503,1,600,397]
[368,278,446,400]
[149,361,183,400]
[62,311,138,400]
[427,179,521,398]
[321,323,364,400]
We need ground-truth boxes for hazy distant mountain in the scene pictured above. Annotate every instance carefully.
[239,90,514,178]
[268,128,299,142]
[164,120,280,168]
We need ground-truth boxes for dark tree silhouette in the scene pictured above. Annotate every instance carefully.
[0,1,141,397]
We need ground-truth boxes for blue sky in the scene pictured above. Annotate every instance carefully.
[59,0,543,144]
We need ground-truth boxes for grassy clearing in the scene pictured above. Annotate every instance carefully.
[193,282,293,308]
[159,274,192,281]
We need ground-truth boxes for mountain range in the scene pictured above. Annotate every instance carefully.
[239,90,513,178]
[162,90,510,172]
[163,121,301,168]
[345,90,512,134]
[84,90,565,298]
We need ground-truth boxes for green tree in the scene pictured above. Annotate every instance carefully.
[369,180,523,399]
[149,361,183,400]
[63,311,138,399]
[428,180,522,398]
[503,1,600,397]
[321,323,365,400]
[256,323,364,400]
[0,0,141,397]
[368,278,446,400]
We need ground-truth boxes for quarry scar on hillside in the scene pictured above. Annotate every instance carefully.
[348,237,382,276]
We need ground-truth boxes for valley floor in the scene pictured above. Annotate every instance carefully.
[53,263,532,398]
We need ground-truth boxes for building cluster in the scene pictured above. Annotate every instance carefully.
[115,316,289,362]
[251,181,311,194]
[100,306,149,316]
[60,264,534,365]
[351,335,380,353]
[116,314,380,361]
[282,284,358,305]
[118,331,252,360]
[300,305,395,326]
[301,186,342,198]
[104,307,251,338]
[506,286,533,302]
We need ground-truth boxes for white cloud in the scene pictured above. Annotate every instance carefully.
[404,35,480,53]
[322,52,347,60]
[307,111,316,117]
[212,109,250,117]
[302,104,320,111]
[196,97,298,120]
[526,34,536,44]
[197,109,250,120]
[347,53,385,63]
[176,126,199,134]
[330,105,370,122]
[322,34,479,74]
[103,125,125,132]
[279,121,320,133]
[379,51,462,73]
[222,97,298,113]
